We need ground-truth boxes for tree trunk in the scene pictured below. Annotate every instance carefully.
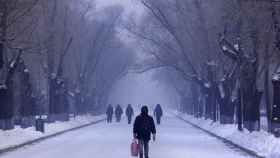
[264,43,272,132]
[219,80,235,124]
[241,61,261,132]
[272,77,280,137]
[237,81,243,131]
[191,83,199,117]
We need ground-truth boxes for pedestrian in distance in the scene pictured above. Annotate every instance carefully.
[154,104,163,125]
[133,106,156,158]
[126,104,134,124]
[115,104,123,122]
[106,104,113,123]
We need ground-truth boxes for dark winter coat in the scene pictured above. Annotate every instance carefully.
[126,105,134,117]
[106,105,113,116]
[154,104,163,118]
[133,113,156,141]
[115,105,123,116]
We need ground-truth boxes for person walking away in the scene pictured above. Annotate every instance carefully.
[115,105,123,122]
[106,104,113,123]
[126,104,134,124]
[154,104,163,125]
[133,106,156,158]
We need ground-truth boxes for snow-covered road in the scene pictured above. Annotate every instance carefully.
[1,114,252,158]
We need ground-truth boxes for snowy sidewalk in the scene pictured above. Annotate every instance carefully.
[1,114,251,158]
[0,115,105,154]
[176,112,280,158]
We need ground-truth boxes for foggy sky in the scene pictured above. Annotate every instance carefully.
[108,72,180,110]
[95,0,143,16]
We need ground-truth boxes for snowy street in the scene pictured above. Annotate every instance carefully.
[1,0,279,157]
[1,114,252,158]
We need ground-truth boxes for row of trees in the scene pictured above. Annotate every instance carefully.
[129,0,280,136]
[0,0,135,130]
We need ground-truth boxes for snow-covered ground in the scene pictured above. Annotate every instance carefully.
[176,112,280,158]
[0,115,105,151]
[1,113,251,158]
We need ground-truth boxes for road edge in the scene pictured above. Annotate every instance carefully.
[176,115,265,158]
[0,118,105,156]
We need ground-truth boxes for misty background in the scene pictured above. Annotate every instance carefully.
[96,0,179,109]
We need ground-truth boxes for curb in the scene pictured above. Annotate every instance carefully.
[0,118,105,156]
[176,115,265,158]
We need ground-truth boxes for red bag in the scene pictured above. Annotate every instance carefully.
[131,139,139,157]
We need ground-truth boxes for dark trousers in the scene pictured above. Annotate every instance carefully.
[127,116,132,124]
[116,116,121,122]
[107,115,112,123]
[156,116,161,125]
[139,140,149,158]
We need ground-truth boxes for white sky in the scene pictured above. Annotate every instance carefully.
[95,0,143,16]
